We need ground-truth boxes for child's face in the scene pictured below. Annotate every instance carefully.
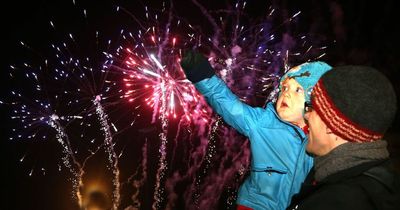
[276,78,306,126]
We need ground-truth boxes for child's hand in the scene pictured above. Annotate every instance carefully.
[180,50,215,83]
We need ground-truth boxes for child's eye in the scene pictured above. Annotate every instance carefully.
[296,87,304,93]
[282,86,288,91]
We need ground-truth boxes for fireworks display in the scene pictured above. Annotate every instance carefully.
[4,0,398,210]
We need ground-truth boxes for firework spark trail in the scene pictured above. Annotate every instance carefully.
[183,127,217,208]
[225,140,251,207]
[192,117,221,207]
[164,135,204,209]
[47,114,85,201]
[48,118,104,209]
[164,124,199,209]
[164,121,215,209]
[165,136,206,209]
[164,172,180,210]
[152,79,169,210]
[180,119,250,209]
[167,114,194,174]
[163,112,213,209]
[124,139,148,210]
[152,98,221,209]
[157,0,174,58]
[94,96,121,210]
[197,129,250,209]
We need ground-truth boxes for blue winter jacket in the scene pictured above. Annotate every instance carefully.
[195,75,313,210]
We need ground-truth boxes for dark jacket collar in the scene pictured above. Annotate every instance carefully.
[319,159,390,184]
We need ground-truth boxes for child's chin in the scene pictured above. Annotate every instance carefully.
[277,110,290,120]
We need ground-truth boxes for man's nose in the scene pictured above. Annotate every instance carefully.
[304,111,310,121]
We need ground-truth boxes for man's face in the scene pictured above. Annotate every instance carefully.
[276,78,306,126]
[304,107,336,156]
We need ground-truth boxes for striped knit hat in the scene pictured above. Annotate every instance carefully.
[312,66,397,142]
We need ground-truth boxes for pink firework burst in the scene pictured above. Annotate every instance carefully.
[113,29,211,124]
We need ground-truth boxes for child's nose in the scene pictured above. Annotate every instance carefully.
[284,90,291,97]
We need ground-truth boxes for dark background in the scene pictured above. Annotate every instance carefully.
[2,0,400,209]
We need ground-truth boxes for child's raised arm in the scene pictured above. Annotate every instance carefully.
[180,50,269,137]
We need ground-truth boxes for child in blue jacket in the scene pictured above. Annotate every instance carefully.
[180,51,331,210]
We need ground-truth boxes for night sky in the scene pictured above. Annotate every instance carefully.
[2,0,400,210]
